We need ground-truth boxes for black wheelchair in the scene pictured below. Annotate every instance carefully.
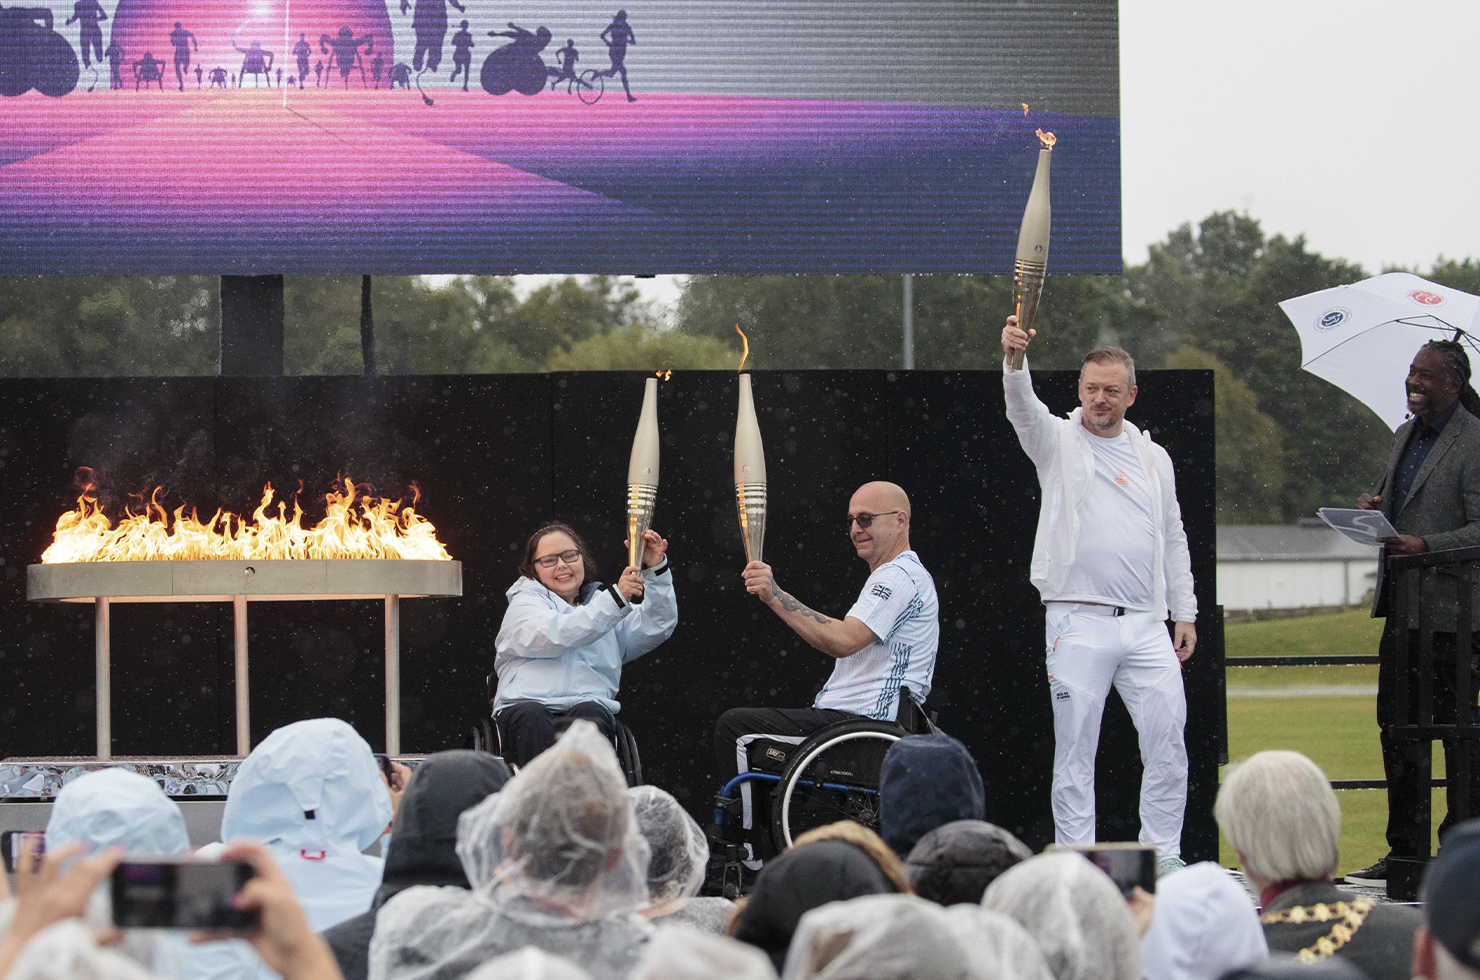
[705,687,938,896]
[467,673,643,786]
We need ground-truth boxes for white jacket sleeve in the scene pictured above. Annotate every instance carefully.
[1002,356,1062,470]
[616,559,678,664]
[1157,450,1198,623]
[495,587,630,661]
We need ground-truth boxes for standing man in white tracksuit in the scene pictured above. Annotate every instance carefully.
[1001,315,1197,874]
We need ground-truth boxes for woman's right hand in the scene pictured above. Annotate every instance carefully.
[616,565,645,601]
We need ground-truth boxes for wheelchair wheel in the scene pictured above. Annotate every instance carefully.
[468,716,497,754]
[576,69,603,104]
[616,723,642,786]
[770,720,903,850]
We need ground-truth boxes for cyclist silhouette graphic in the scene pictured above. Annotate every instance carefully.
[548,36,576,91]
[480,21,549,96]
[168,21,196,91]
[597,9,634,102]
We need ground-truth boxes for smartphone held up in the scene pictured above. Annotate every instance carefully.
[111,859,258,931]
[1060,843,1158,897]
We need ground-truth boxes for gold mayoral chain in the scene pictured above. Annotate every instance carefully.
[1259,897,1376,963]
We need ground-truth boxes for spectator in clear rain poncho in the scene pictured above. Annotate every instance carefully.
[190,718,397,980]
[463,948,593,980]
[630,925,777,980]
[325,750,512,980]
[1140,861,1267,980]
[905,820,1032,907]
[779,893,1052,980]
[981,851,1141,980]
[628,786,733,933]
[368,721,653,980]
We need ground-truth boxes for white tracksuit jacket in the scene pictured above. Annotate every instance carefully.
[1002,357,1196,623]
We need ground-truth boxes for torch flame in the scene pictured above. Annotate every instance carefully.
[40,475,452,563]
[735,323,750,374]
[1021,103,1029,116]
[1036,128,1057,149]
[655,369,672,381]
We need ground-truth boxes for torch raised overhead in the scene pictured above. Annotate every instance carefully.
[1008,128,1055,370]
[626,376,660,569]
[733,328,767,563]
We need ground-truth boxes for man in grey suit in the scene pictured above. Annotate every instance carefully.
[1345,339,1480,885]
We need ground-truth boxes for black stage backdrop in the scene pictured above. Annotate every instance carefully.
[0,369,1220,858]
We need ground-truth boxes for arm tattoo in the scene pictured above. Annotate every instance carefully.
[774,588,832,625]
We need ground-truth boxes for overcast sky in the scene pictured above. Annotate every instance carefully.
[1121,0,1480,273]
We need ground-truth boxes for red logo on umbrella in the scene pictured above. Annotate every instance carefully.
[1409,290,1446,306]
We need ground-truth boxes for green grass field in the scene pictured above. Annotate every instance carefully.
[1221,609,1445,872]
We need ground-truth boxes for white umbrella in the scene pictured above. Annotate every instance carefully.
[1278,272,1480,431]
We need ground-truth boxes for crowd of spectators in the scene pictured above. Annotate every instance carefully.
[0,721,1475,980]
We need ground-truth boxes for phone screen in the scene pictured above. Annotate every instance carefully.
[112,860,258,931]
[1,831,46,873]
[1069,845,1157,897]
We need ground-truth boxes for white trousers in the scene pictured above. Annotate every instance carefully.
[1044,605,1187,859]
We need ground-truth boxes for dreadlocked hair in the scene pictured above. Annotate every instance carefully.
[1420,339,1480,418]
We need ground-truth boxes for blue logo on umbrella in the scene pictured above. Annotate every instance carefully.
[1315,307,1350,332]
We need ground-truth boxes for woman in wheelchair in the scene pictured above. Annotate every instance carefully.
[492,522,675,768]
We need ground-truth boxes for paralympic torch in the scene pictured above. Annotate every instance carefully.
[626,377,660,570]
[1008,128,1055,370]
[734,328,767,563]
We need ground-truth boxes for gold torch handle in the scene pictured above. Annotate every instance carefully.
[1010,259,1047,371]
[627,483,657,569]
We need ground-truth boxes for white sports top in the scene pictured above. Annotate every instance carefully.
[813,551,940,721]
[1048,429,1156,609]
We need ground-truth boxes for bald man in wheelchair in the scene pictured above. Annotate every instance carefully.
[713,481,941,852]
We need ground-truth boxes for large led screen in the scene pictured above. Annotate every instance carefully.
[0,1,1120,275]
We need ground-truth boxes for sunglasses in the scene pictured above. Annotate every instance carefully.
[846,511,901,530]
[534,549,582,568]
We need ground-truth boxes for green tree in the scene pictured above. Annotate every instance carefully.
[545,325,735,370]
[1163,345,1285,523]
[0,277,217,376]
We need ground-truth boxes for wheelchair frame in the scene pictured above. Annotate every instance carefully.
[467,672,643,786]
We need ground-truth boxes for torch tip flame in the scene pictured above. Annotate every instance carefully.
[1035,128,1057,149]
[655,369,672,381]
[735,323,750,374]
[1021,102,1029,116]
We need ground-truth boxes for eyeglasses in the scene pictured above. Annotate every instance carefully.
[847,511,901,530]
[534,549,582,568]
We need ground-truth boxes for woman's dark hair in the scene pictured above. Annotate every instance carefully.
[1421,339,1480,417]
[518,522,600,582]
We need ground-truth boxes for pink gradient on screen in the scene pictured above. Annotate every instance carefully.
[108,0,394,85]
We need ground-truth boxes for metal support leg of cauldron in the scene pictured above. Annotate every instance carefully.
[95,598,110,760]
[234,595,250,757]
[385,595,401,755]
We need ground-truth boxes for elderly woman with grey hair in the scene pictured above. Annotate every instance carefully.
[1214,750,1420,980]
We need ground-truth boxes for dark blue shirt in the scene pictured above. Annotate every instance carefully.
[1392,398,1461,516]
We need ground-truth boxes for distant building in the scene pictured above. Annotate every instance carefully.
[1217,521,1377,611]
